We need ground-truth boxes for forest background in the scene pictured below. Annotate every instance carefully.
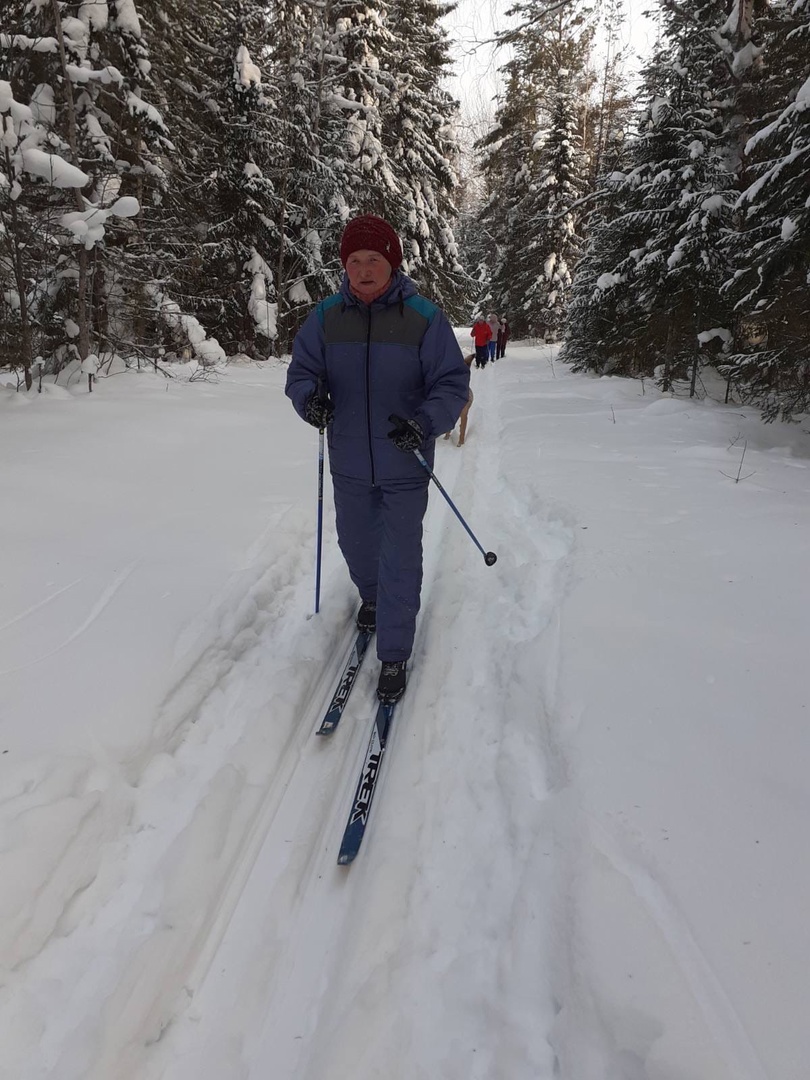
[1,0,808,422]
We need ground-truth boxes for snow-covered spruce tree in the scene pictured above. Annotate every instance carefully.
[1,75,44,384]
[1,0,165,382]
[565,0,735,387]
[723,0,810,419]
[453,168,496,322]
[261,0,346,351]
[198,4,278,359]
[71,0,171,366]
[303,0,468,316]
[128,0,283,362]
[116,0,256,365]
[478,0,594,337]
[562,144,651,375]
[517,64,589,341]
[476,64,538,332]
[323,0,401,219]
[529,0,633,362]
[380,0,466,317]
[1,1,94,383]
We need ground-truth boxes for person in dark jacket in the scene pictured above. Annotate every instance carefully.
[286,214,469,702]
[496,315,510,359]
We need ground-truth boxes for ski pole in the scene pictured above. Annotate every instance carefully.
[314,377,329,613]
[315,427,324,613]
[413,448,497,566]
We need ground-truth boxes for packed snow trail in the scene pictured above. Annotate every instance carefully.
[139,356,572,1080]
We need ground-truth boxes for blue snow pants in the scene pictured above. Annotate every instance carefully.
[332,472,430,662]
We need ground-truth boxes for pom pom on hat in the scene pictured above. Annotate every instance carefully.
[340,214,402,270]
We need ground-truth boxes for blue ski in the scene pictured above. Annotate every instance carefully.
[316,630,373,736]
[337,699,398,864]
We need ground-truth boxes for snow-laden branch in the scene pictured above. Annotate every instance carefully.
[66,63,124,86]
[0,34,59,54]
[148,286,227,366]
[21,148,90,188]
[235,46,262,89]
[245,249,277,339]
[61,195,139,249]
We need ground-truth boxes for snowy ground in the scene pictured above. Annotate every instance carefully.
[1,343,809,1080]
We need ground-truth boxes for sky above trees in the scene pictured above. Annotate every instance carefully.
[443,0,657,124]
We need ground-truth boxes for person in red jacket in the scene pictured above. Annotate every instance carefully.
[470,316,492,368]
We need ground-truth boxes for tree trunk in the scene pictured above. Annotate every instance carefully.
[275,175,288,354]
[51,0,91,363]
[690,297,702,398]
[662,318,676,392]
[1,151,34,386]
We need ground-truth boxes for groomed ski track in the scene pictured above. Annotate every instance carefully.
[134,356,570,1080]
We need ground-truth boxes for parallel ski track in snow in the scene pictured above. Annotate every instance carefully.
[139,361,578,1080]
[138,444,478,1080]
[7,502,363,1080]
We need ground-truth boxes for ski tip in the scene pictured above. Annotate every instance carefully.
[337,850,356,866]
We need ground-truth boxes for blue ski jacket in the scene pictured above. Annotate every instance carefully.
[286,271,469,483]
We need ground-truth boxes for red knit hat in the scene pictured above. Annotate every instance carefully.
[340,214,402,270]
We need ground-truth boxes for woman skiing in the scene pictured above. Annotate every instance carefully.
[286,214,469,702]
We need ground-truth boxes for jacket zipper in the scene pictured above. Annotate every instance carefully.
[365,307,375,484]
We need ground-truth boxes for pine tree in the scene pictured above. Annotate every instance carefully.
[381,0,466,314]
[477,64,538,331]
[563,148,651,375]
[323,0,400,217]
[262,0,345,349]
[565,1,735,387]
[128,0,281,362]
[518,65,589,341]
[477,0,595,337]
[200,4,278,357]
[454,175,495,322]
[723,0,810,419]
[127,0,323,356]
[1,0,165,380]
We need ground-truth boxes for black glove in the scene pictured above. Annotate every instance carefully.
[387,414,425,453]
[304,391,334,429]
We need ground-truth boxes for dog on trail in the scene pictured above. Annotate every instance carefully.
[444,354,475,446]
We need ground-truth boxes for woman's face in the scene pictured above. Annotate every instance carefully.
[345,249,393,294]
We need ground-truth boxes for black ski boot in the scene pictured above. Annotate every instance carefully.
[357,600,377,633]
[377,660,407,703]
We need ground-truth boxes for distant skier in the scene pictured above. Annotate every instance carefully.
[286,214,469,703]
[486,313,501,363]
[497,315,510,359]
[470,315,492,368]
